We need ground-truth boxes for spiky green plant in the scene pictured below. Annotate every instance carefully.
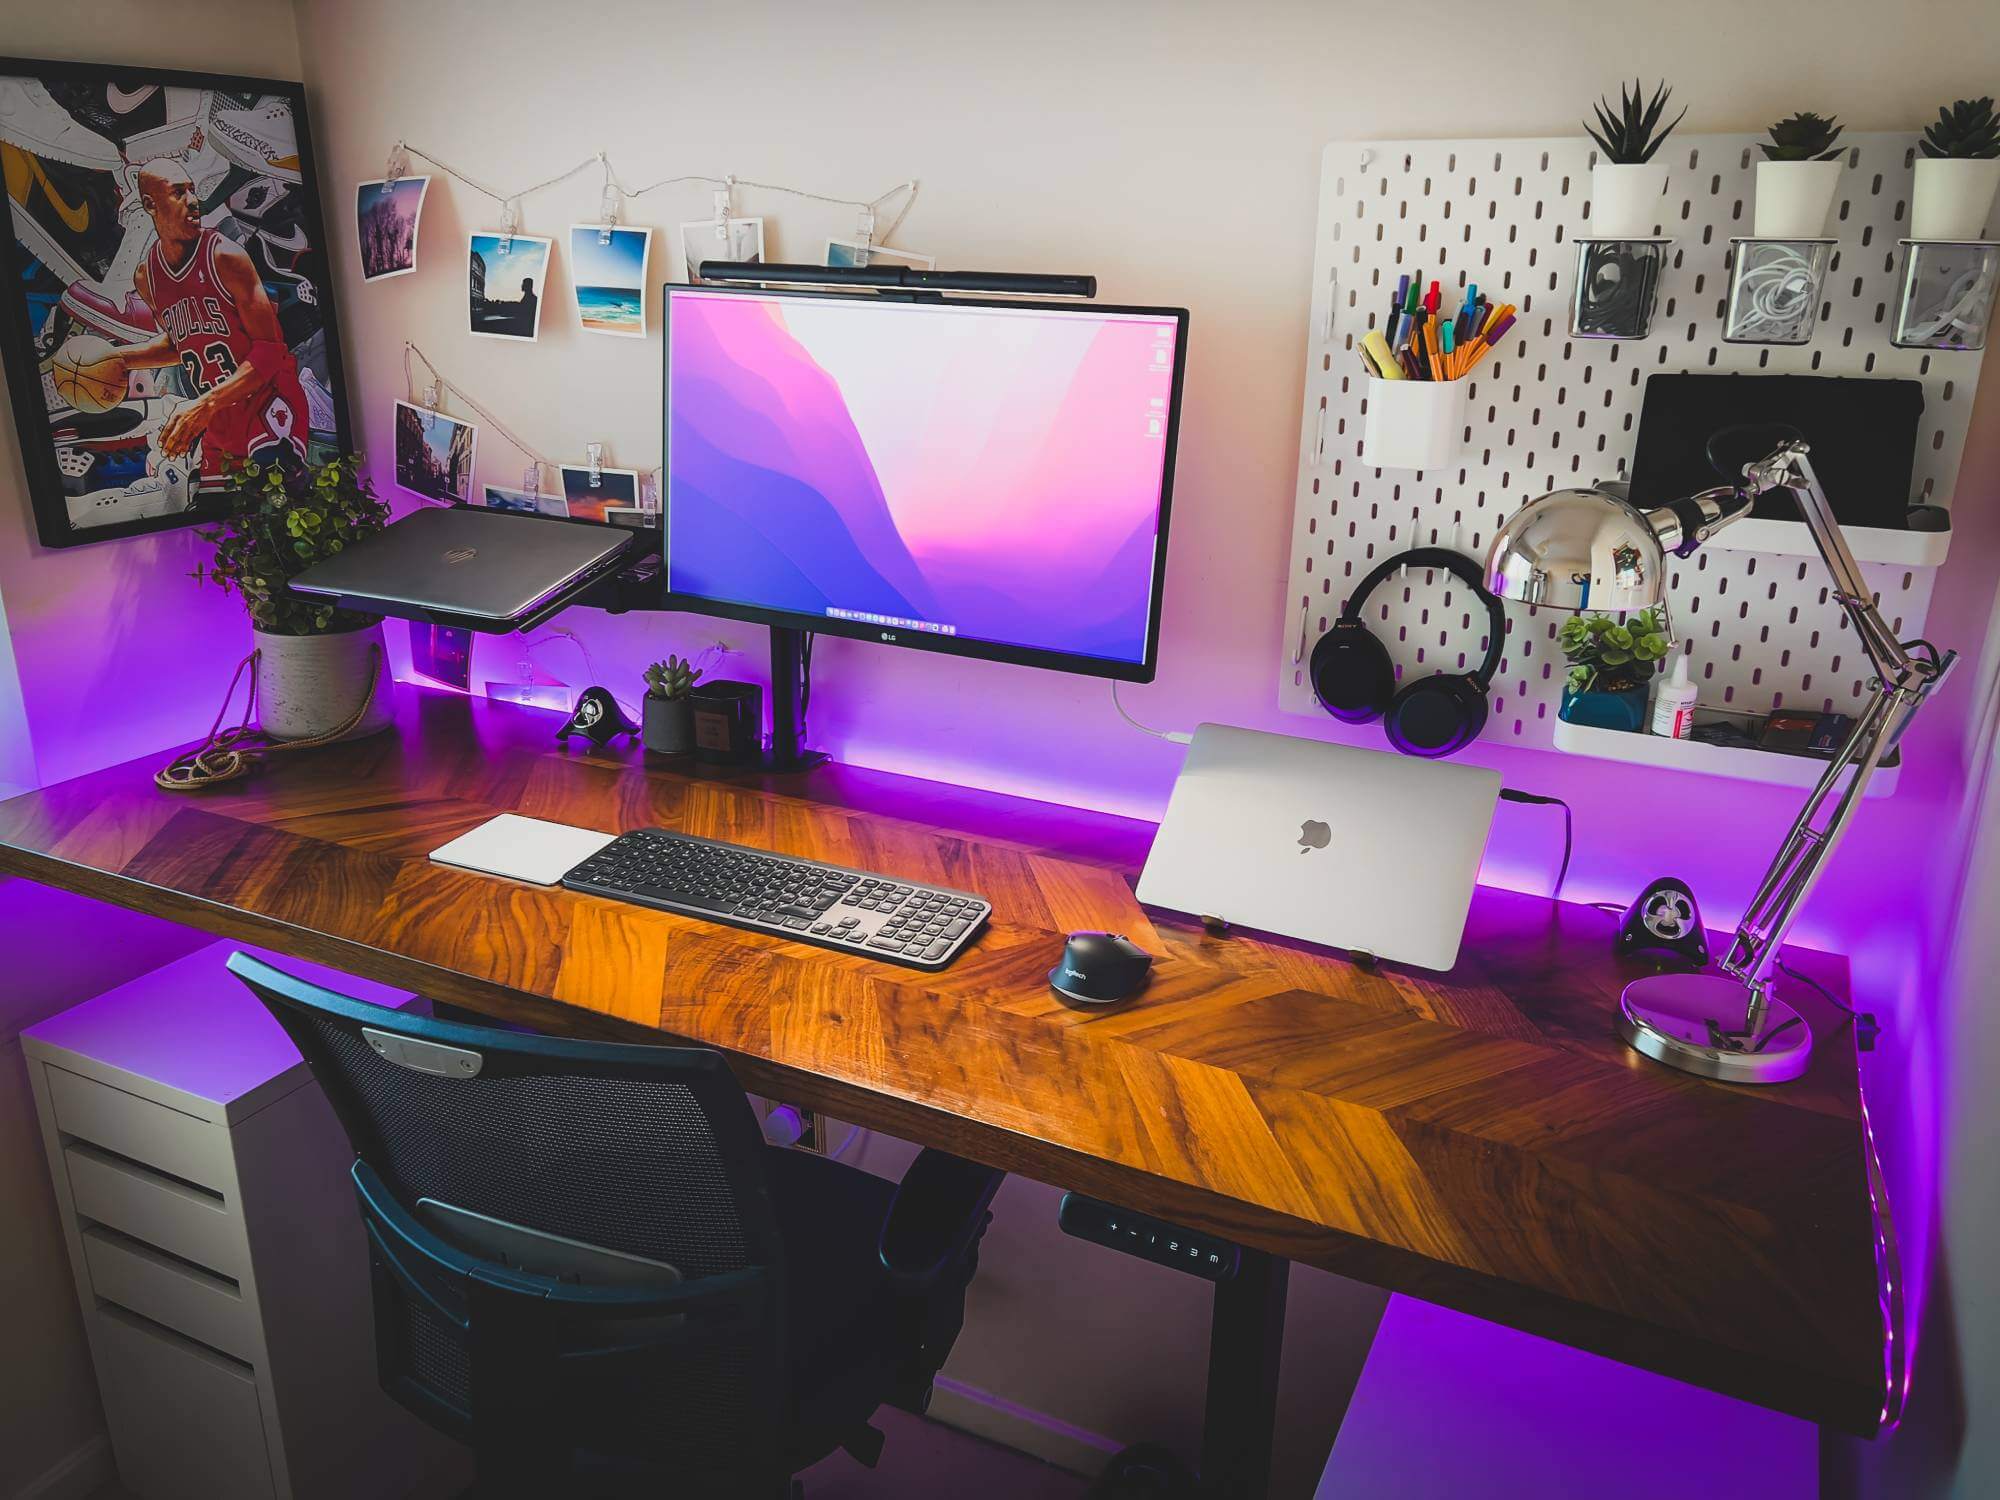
[1920,97,2000,159]
[1585,80,1688,165]
[1760,112,1845,162]
[1559,608,1673,695]
[643,654,702,700]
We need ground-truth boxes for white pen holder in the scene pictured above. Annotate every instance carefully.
[1361,377,1466,471]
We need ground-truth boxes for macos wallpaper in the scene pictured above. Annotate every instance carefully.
[666,290,1178,663]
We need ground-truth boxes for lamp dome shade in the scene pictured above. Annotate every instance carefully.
[1483,484,1667,613]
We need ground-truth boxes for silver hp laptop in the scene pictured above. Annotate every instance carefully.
[290,507,638,633]
[1136,725,1501,971]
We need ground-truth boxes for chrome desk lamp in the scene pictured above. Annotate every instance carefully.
[1484,429,1956,1083]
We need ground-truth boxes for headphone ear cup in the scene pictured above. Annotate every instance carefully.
[1310,622,1395,724]
[1384,674,1489,758]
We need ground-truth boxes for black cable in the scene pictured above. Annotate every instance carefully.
[1753,1014,1805,1053]
[1774,956,1877,1049]
[1499,789,1572,900]
[799,631,813,719]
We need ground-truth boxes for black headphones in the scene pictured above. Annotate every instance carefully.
[1309,547,1506,759]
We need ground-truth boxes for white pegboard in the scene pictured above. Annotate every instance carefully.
[1281,134,1989,748]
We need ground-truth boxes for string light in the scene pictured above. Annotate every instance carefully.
[393,141,919,245]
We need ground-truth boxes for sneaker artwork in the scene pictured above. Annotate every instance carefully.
[206,96,301,183]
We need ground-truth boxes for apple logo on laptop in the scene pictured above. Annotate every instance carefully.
[1297,819,1331,853]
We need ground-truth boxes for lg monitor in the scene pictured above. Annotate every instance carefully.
[661,283,1187,683]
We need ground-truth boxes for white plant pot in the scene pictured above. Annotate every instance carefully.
[254,623,395,742]
[1590,160,1670,238]
[1910,156,2000,240]
[1753,159,1844,239]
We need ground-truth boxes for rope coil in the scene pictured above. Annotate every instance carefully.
[157,645,384,791]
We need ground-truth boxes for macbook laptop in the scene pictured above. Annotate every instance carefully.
[1136,725,1501,971]
[290,506,638,633]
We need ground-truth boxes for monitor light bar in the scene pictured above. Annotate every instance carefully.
[692,261,1098,299]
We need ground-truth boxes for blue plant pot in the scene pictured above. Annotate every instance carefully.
[1560,684,1649,732]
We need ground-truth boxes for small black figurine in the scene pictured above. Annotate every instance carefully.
[555,687,639,746]
[1615,875,1709,965]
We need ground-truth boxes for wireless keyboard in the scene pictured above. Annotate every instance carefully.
[562,829,991,971]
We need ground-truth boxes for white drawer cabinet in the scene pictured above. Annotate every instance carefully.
[23,941,464,1500]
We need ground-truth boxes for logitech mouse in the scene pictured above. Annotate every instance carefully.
[1049,932,1154,1004]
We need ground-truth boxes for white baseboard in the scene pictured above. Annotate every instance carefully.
[926,1376,1124,1477]
[12,1435,114,1500]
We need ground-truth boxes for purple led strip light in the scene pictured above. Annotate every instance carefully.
[1856,1045,1908,1432]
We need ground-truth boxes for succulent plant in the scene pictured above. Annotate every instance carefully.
[1760,112,1845,163]
[1920,97,2000,159]
[643,654,702,700]
[1585,80,1688,165]
[1559,607,1674,694]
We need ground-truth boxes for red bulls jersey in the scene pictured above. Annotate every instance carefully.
[144,227,308,476]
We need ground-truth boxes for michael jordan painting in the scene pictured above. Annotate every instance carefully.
[0,59,347,546]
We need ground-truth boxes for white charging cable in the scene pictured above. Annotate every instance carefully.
[1110,681,1193,745]
[1729,243,1821,341]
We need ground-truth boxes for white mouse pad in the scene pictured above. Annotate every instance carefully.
[429,814,617,886]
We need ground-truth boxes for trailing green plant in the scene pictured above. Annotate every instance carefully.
[1559,607,1673,695]
[1585,79,1688,165]
[643,654,702,700]
[1760,112,1845,162]
[193,454,391,636]
[1920,96,2000,159]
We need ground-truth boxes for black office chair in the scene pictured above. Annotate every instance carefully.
[226,952,1004,1499]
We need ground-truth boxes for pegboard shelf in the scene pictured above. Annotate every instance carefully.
[1284,133,1987,752]
[1703,518,1951,568]
[1550,719,1900,797]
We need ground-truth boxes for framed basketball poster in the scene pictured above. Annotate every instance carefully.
[0,59,350,547]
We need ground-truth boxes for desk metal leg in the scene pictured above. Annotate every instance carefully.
[1201,1248,1289,1500]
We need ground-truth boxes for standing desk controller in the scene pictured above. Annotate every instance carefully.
[1059,1192,1242,1281]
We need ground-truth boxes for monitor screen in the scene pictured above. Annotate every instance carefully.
[662,285,1186,680]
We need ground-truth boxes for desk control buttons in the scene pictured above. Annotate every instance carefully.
[564,828,991,971]
[1056,1192,1241,1282]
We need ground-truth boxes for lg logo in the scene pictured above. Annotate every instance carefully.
[880,630,898,642]
[1297,819,1331,853]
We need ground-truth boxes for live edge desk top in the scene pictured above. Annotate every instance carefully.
[0,689,1886,1435]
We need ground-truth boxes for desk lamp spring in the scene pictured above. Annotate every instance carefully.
[1483,428,1956,1083]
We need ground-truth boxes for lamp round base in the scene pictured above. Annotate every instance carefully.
[1618,973,1812,1085]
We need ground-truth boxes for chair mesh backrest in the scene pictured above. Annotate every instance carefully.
[297,1014,758,1278]
[228,953,787,1486]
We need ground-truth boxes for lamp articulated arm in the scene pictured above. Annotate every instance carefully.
[1696,443,1955,1038]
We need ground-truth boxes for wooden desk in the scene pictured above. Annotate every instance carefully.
[0,689,1887,1457]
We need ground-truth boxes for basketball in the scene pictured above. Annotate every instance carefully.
[50,336,128,414]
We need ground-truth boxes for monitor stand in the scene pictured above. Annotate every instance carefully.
[766,625,830,773]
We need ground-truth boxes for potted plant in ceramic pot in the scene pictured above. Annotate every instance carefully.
[1912,96,2000,240]
[1558,607,1673,731]
[642,654,703,755]
[1585,79,1688,237]
[1755,112,1846,238]
[194,454,395,741]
